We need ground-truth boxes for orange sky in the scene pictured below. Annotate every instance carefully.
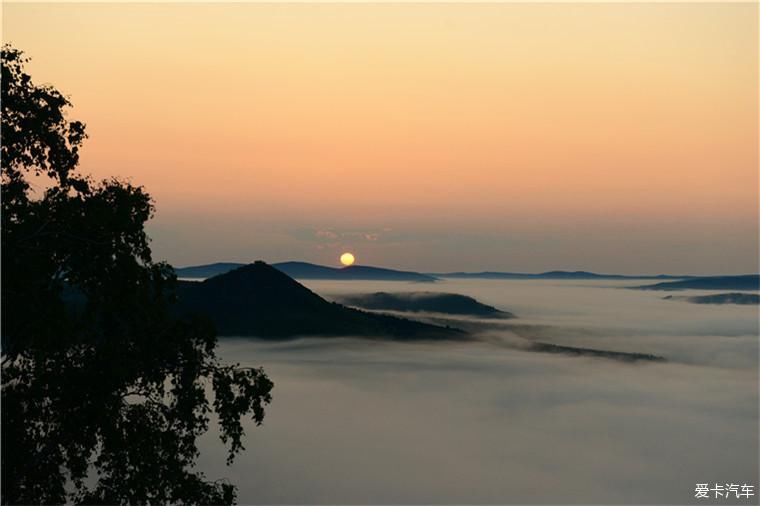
[3,3,758,273]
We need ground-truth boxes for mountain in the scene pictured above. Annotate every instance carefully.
[336,292,514,318]
[663,293,759,305]
[430,270,690,280]
[175,262,462,339]
[174,261,437,282]
[635,275,760,291]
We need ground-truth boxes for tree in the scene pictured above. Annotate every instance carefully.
[1,45,273,505]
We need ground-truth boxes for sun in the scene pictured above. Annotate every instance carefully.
[340,252,355,267]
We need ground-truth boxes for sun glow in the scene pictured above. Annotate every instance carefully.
[340,252,355,267]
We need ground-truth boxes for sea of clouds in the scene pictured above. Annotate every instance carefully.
[196,279,759,504]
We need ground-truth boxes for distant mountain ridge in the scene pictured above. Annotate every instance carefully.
[173,261,753,282]
[174,261,436,282]
[635,275,760,291]
[175,262,461,339]
[275,261,437,282]
[430,270,692,280]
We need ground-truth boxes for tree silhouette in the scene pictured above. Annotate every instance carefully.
[1,45,273,505]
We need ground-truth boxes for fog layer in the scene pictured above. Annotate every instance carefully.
[197,279,758,504]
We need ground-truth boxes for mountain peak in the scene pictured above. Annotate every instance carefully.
[175,262,462,339]
[174,261,437,282]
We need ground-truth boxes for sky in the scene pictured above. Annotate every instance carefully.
[2,2,758,274]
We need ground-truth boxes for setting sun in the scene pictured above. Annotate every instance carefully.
[340,252,355,267]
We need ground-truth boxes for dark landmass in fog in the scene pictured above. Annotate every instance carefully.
[529,342,666,362]
[635,275,760,291]
[664,292,759,305]
[336,291,514,318]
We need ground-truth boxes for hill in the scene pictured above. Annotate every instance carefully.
[175,262,462,339]
[635,275,760,291]
[336,292,514,318]
[174,261,437,282]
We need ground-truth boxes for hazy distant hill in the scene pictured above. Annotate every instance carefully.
[337,292,514,318]
[431,270,689,280]
[663,292,760,305]
[175,262,461,339]
[274,262,437,282]
[174,261,437,282]
[174,262,245,278]
[635,275,760,291]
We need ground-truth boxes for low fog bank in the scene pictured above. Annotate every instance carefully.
[320,279,759,369]
[198,338,757,504]
[195,279,758,504]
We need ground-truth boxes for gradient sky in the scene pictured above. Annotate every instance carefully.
[3,3,758,274]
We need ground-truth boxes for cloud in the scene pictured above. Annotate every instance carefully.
[195,280,758,504]
[198,337,758,504]
[296,227,392,245]
[314,229,339,240]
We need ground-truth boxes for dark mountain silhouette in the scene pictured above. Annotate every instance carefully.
[337,292,514,318]
[174,261,437,282]
[635,275,760,291]
[175,262,462,339]
[431,270,691,280]
[663,292,759,305]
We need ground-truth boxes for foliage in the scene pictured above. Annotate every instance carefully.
[1,45,273,505]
